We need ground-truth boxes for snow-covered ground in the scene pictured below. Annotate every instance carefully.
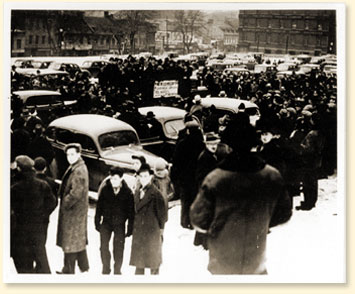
[5,174,345,283]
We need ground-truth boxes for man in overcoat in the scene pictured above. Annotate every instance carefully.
[95,167,135,275]
[129,163,167,275]
[11,155,57,273]
[56,143,89,274]
[190,114,292,274]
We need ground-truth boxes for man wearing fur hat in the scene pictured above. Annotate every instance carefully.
[190,114,292,274]
[11,155,56,273]
[56,143,90,274]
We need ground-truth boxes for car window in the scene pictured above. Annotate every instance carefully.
[56,129,76,145]
[82,61,92,67]
[164,119,185,139]
[99,131,139,150]
[55,129,97,153]
[49,63,61,70]
[25,95,63,107]
[72,133,97,153]
[45,126,56,141]
[245,107,259,116]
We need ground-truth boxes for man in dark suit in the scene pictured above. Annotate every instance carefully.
[95,167,135,275]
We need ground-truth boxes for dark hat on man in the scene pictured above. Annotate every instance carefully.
[110,166,124,177]
[15,155,34,171]
[146,111,155,119]
[34,157,47,171]
[132,155,147,165]
[205,132,220,144]
[221,113,258,152]
[137,163,153,175]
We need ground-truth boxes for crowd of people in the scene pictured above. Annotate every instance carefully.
[10,53,337,275]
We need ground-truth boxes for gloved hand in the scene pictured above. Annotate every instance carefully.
[95,224,101,232]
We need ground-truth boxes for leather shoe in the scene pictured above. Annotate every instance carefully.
[295,205,313,211]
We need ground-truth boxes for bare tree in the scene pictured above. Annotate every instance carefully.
[173,10,205,54]
[113,10,156,54]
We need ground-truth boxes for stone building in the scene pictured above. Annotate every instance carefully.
[11,10,60,57]
[10,10,157,57]
[238,10,336,55]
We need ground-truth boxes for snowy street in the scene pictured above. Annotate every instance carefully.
[6,174,344,283]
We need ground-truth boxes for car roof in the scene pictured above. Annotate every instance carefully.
[200,98,258,112]
[49,114,136,137]
[13,90,61,100]
[138,106,186,121]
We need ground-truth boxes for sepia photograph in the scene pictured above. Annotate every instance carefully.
[3,2,346,283]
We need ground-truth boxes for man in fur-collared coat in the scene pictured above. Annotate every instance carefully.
[190,114,292,275]
[129,163,167,275]
[56,143,89,274]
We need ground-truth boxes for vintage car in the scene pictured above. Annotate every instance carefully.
[200,97,261,127]
[48,62,83,75]
[12,90,75,115]
[46,114,168,196]
[137,106,187,161]
[254,64,277,74]
[222,66,250,76]
[276,70,306,78]
[299,63,321,74]
[80,60,111,78]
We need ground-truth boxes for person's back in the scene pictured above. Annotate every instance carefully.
[190,113,292,274]
[12,170,56,226]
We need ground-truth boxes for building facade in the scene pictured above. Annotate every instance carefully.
[11,10,61,57]
[11,10,157,57]
[238,10,336,55]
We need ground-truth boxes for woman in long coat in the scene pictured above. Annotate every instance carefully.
[56,150,89,273]
[129,164,167,274]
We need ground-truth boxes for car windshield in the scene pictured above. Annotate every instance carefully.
[49,63,62,70]
[82,61,92,67]
[164,119,185,139]
[99,131,139,150]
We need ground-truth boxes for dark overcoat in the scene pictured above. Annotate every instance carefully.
[56,158,89,253]
[129,183,167,269]
[190,153,292,274]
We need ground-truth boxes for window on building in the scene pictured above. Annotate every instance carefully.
[258,18,267,28]
[297,20,304,29]
[16,39,22,49]
[321,36,328,46]
[29,35,33,44]
[35,35,39,44]
[284,20,291,29]
[259,33,267,43]
[305,20,309,30]
[309,20,317,30]
[80,36,83,44]
[42,36,46,44]
[317,23,323,31]
[100,37,104,45]
[292,21,297,29]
